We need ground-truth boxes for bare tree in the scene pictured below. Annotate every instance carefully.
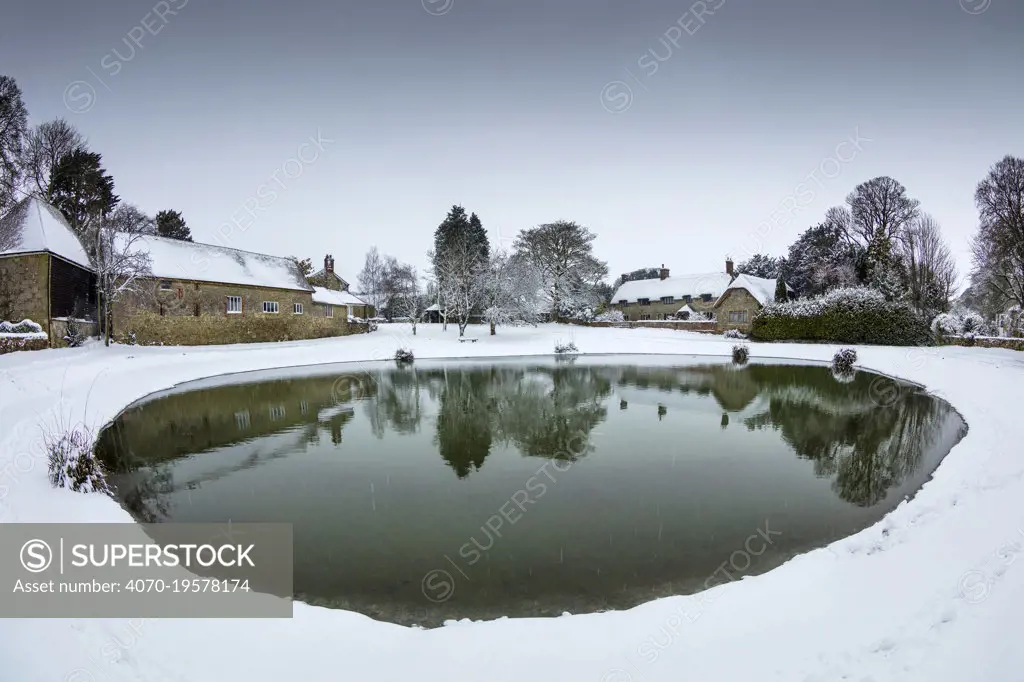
[21,118,85,198]
[478,250,544,335]
[95,223,152,346]
[513,220,607,320]
[971,155,1024,311]
[106,203,155,235]
[357,247,387,314]
[900,213,958,317]
[393,266,426,334]
[429,238,486,337]
[844,176,920,248]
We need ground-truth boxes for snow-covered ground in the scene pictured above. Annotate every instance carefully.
[1,323,1023,682]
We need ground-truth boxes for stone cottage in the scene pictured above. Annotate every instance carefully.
[713,273,793,332]
[0,197,98,344]
[609,261,736,321]
[112,236,356,345]
[307,254,372,319]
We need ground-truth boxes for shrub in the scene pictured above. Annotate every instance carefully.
[832,348,857,374]
[961,312,985,335]
[723,329,745,339]
[118,331,137,346]
[63,318,85,347]
[732,344,749,364]
[394,348,414,364]
[831,367,857,383]
[931,312,962,338]
[554,341,579,354]
[45,424,108,494]
[0,319,43,334]
[593,310,625,323]
[752,287,931,346]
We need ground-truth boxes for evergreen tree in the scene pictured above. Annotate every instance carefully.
[0,75,28,214]
[155,210,192,241]
[737,254,783,279]
[47,147,119,236]
[774,278,788,303]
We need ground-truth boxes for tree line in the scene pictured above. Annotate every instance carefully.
[356,205,609,336]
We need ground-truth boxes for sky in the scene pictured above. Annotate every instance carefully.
[2,0,1022,289]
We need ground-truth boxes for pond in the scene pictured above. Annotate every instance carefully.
[95,356,966,626]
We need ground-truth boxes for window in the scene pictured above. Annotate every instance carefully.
[640,313,652,321]
[701,293,713,303]
[324,304,334,318]
[638,298,651,306]
[234,410,251,430]
[269,405,285,420]
[263,301,279,314]
[729,310,748,323]
[661,296,674,304]
[683,295,692,303]
[226,296,242,314]
[159,280,172,290]
[293,303,303,315]
[618,299,627,305]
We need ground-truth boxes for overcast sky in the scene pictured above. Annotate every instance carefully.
[3,0,1022,287]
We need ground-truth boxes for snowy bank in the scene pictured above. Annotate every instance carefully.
[1,324,1023,682]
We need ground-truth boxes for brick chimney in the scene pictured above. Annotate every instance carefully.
[324,254,334,275]
[725,257,734,276]
[659,264,669,280]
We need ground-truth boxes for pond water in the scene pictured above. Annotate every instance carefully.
[95,356,966,626]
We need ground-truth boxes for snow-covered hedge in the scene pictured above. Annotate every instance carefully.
[932,311,987,339]
[723,329,745,339]
[0,319,48,354]
[751,287,931,346]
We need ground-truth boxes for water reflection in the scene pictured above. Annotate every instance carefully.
[94,359,966,624]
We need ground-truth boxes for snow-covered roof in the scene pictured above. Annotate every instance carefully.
[126,235,312,291]
[714,274,791,307]
[611,272,734,304]
[0,197,92,270]
[424,303,442,312]
[311,286,365,306]
[677,303,696,314]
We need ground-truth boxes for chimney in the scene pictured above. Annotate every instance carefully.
[725,257,734,276]
[659,264,669,281]
[325,254,334,275]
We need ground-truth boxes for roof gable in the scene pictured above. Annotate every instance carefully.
[126,235,312,291]
[311,286,366,306]
[0,197,93,270]
[714,274,791,307]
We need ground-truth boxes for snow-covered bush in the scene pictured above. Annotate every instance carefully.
[63,318,85,347]
[723,329,745,339]
[394,348,414,364]
[732,344,749,365]
[45,424,108,494]
[593,310,625,324]
[931,312,962,338]
[832,348,857,374]
[554,341,579,354]
[960,312,985,335]
[752,287,931,346]
[118,331,137,346]
[0,319,43,334]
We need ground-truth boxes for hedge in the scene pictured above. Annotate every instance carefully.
[751,287,932,346]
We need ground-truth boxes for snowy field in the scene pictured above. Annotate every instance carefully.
[2,323,1023,682]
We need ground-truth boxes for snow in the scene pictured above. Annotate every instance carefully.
[2,324,1023,681]
[610,272,734,304]
[311,286,366,307]
[0,197,92,269]
[715,273,787,307]
[126,234,312,291]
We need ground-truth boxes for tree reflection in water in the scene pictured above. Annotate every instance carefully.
[96,361,963,521]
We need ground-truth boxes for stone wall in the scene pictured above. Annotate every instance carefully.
[0,337,49,354]
[0,253,50,334]
[945,336,1024,351]
[50,318,100,347]
[714,289,762,332]
[113,277,359,345]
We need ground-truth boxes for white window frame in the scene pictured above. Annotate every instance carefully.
[324,304,333,318]
[729,310,748,323]
[660,296,674,304]
[226,296,242,314]
[293,302,303,315]
[263,301,279,314]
